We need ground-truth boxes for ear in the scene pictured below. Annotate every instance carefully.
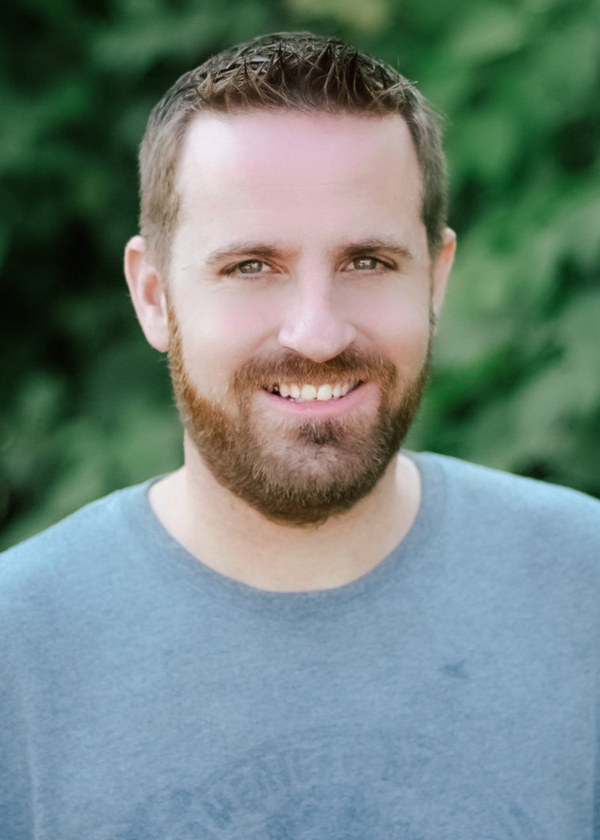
[124,235,170,352]
[430,227,456,332]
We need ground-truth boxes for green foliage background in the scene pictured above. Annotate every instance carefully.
[2,0,600,549]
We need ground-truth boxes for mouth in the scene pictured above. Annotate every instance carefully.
[262,380,364,403]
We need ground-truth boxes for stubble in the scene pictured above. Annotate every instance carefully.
[167,301,433,527]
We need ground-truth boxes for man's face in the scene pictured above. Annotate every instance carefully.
[161,111,452,526]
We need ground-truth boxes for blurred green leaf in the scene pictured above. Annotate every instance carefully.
[446,6,529,64]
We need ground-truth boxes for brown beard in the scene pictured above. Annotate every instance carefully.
[167,300,433,527]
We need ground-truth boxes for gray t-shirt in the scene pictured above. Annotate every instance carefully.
[1,452,599,839]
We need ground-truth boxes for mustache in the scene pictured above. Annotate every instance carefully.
[232,347,399,391]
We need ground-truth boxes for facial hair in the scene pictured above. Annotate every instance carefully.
[167,301,434,528]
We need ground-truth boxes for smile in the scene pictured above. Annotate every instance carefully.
[263,381,363,402]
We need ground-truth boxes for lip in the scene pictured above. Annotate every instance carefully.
[256,381,379,417]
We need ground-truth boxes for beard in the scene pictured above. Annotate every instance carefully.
[167,303,434,528]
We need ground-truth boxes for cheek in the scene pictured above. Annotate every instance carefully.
[209,303,267,341]
[177,298,278,385]
[190,286,282,341]
[357,294,432,372]
[387,322,431,381]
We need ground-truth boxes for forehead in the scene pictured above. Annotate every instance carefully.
[176,110,422,202]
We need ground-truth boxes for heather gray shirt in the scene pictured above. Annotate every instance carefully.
[1,452,599,839]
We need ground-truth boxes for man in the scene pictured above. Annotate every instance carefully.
[1,31,598,839]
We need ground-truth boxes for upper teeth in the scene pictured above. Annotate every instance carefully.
[272,383,355,401]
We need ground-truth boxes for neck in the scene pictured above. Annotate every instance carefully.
[149,442,421,592]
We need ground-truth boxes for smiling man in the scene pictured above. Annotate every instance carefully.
[1,32,599,839]
[126,105,453,590]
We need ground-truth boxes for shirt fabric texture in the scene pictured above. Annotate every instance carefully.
[1,451,599,839]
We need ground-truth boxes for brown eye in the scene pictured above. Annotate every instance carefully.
[353,257,378,270]
[236,260,264,274]
[350,256,389,271]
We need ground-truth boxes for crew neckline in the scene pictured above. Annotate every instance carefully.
[121,451,447,618]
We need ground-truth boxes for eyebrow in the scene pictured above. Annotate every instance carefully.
[204,238,414,266]
[337,239,414,263]
[205,242,295,266]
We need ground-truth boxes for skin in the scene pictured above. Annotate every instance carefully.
[125,111,456,592]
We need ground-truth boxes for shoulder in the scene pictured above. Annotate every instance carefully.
[0,481,153,607]
[415,451,600,552]
[417,450,600,513]
[412,453,600,618]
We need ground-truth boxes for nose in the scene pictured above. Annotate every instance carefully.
[277,278,357,362]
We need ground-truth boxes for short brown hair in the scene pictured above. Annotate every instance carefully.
[139,31,448,272]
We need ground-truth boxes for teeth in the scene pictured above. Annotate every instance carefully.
[316,384,333,401]
[300,384,318,400]
[270,382,358,401]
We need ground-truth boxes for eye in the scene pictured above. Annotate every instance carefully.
[223,259,266,276]
[348,256,392,272]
